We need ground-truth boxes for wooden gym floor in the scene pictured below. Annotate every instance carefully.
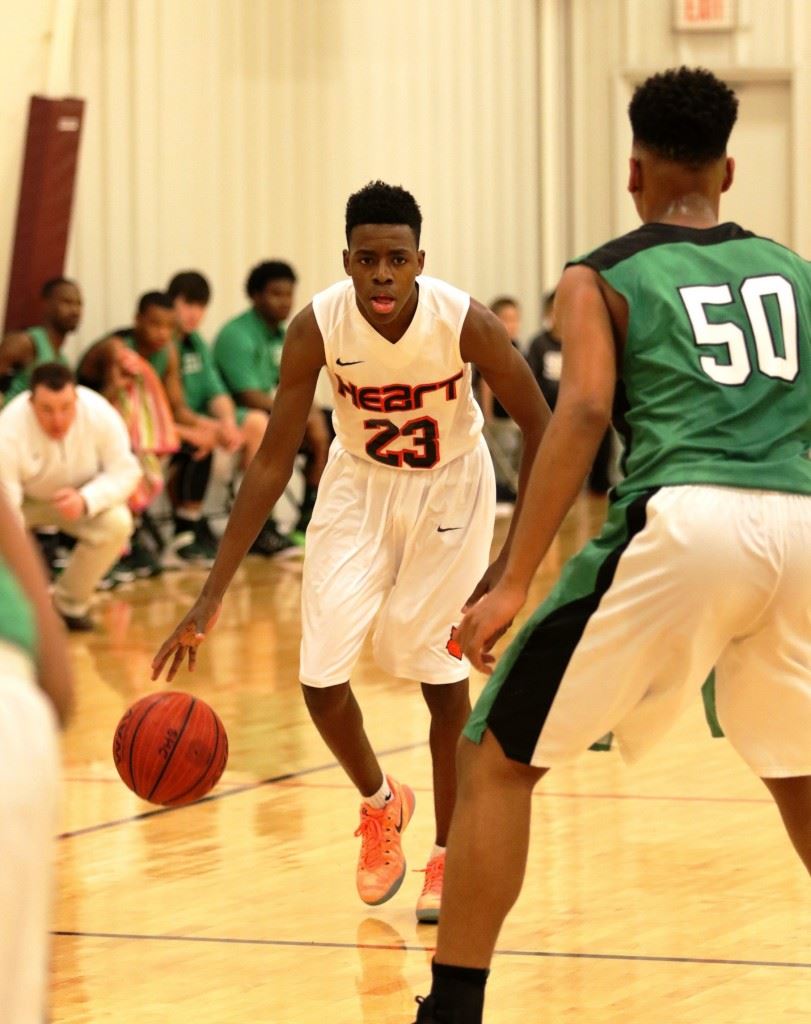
[52,494,809,1023]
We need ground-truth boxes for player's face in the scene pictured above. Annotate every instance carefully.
[31,383,78,439]
[343,224,425,331]
[253,279,295,327]
[136,306,176,354]
[174,297,207,335]
[46,283,82,333]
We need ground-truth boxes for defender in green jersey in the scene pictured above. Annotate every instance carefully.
[413,68,811,1024]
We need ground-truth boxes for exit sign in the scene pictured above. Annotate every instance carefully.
[674,0,736,31]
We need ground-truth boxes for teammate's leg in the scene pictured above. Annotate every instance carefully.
[414,680,471,924]
[761,777,811,874]
[420,679,471,846]
[303,682,415,906]
[301,681,383,796]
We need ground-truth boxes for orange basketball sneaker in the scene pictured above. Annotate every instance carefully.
[415,849,445,923]
[354,775,416,905]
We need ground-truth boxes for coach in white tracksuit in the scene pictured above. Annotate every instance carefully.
[0,362,140,629]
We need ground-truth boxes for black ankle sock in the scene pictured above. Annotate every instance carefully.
[430,960,488,1023]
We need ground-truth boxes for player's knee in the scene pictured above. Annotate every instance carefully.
[243,410,267,442]
[459,728,545,790]
[97,504,134,545]
[301,681,350,720]
[423,680,470,721]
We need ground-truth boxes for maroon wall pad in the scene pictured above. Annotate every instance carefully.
[4,95,85,332]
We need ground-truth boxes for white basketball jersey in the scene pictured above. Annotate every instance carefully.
[312,275,483,469]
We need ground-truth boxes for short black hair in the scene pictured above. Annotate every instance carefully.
[345,181,422,246]
[137,291,174,315]
[167,271,211,304]
[41,276,76,299]
[30,361,74,392]
[245,261,297,298]
[629,67,738,167]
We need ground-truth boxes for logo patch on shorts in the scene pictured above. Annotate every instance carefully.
[446,626,463,661]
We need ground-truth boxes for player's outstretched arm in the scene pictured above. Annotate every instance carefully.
[151,307,326,681]
[461,300,550,604]
[459,267,617,672]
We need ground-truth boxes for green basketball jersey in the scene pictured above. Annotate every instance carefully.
[176,331,227,414]
[0,558,36,659]
[121,330,169,379]
[5,326,68,403]
[573,222,811,497]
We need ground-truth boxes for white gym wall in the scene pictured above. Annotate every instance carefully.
[0,1,808,356]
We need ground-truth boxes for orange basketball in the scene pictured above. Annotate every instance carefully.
[112,691,228,806]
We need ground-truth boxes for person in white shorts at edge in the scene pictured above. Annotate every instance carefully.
[152,181,549,921]
[0,485,74,1022]
[409,67,811,1024]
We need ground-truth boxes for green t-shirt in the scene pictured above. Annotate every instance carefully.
[176,331,228,414]
[121,330,169,379]
[0,559,36,659]
[6,326,68,402]
[572,222,811,497]
[213,308,285,396]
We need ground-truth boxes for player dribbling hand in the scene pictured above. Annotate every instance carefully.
[151,598,221,681]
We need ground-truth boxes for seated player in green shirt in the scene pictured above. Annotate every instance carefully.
[166,271,293,560]
[0,277,82,409]
[79,292,224,572]
[213,260,329,541]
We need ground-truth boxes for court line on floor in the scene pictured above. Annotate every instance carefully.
[62,776,247,788]
[50,930,811,971]
[273,779,773,806]
[61,775,773,806]
[57,740,427,841]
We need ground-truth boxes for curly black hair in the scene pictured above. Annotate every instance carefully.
[629,67,738,166]
[345,181,422,246]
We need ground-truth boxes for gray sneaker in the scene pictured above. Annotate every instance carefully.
[161,531,214,570]
[249,522,299,558]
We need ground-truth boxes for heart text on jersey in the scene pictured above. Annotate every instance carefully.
[335,370,464,412]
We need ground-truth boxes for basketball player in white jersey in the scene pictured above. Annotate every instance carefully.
[153,181,548,919]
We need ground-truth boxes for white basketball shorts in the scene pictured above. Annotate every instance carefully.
[300,438,495,686]
[467,485,811,778]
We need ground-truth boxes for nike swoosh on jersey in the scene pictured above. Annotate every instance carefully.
[437,526,463,532]
[336,358,364,366]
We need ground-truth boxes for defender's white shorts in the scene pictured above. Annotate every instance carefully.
[300,439,495,686]
[467,486,811,778]
[0,641,60,1024]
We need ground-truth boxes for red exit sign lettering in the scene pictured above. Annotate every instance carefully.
[674,0,736,30]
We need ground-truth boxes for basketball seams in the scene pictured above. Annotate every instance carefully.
[145,696,197,802]
[120,693,169,792]
[113,692,228,806]
[165,708,225,806]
